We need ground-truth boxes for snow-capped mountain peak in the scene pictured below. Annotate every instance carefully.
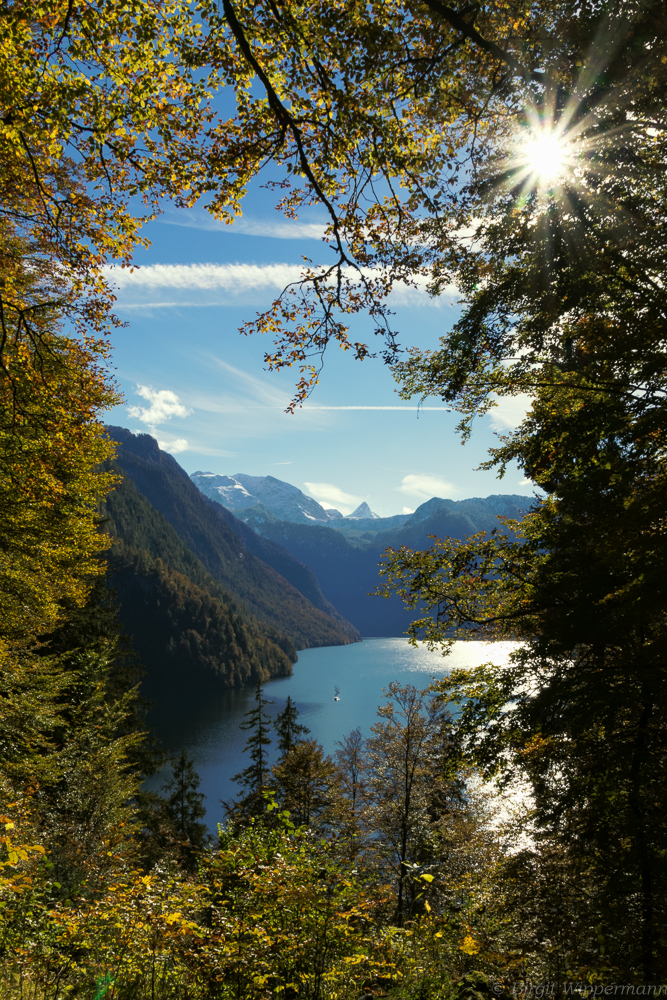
[346,501,379,520]
[189,472,259,510]
[190,471,336,525]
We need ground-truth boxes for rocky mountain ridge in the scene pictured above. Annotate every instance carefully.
[191,471,380,524]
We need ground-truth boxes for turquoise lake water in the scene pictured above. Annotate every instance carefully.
[147,637,515,831]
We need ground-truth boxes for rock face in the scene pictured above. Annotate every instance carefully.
[346,501,379,520]
[234,474,332,523]
[191,471,384,525]
[190,471,336,525]
[190,472,260,511]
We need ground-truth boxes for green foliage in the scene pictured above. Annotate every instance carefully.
[272,740,339,829]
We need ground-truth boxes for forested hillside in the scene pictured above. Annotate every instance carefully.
[102,472,295,694]
[107,427,360,649]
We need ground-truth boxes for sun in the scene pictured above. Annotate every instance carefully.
[522,131,567,183]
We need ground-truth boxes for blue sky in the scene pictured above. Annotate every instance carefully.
[104,196,534,517]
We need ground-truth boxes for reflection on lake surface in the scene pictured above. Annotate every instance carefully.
[146,638,516,831]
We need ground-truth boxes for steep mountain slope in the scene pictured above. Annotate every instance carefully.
[229,494,533,635]
[102,473,294,696]
[202,499,350,623]
[224,507,415,636]
[107,427,360,648]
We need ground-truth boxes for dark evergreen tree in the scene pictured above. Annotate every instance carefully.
[274,695,310,759]
[272,739,338,829]
[161,749,209,864]
[225,684,275,823]
[39,575,162,776]
[27,574,175,883]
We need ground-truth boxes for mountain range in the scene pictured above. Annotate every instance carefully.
[102,427,532,692]
[188,469,532,635]
[191,471,380,524]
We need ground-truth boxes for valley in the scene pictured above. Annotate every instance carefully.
[104,426,532,688]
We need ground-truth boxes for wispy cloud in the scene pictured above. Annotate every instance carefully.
[303,481,363,514]
[105,262,304,290]
[207,357,293,410]
[180,358,334,445]
[236,219,325,240]
[103,262,456,310]
[304,405,452,411]
[396,474,458,500]
[127,385,192,425]
[160,209,328,241]
[113,302,243,310]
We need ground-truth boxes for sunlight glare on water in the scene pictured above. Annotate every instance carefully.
[147,638,517,830]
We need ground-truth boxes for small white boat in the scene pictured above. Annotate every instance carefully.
[333,696,340,702]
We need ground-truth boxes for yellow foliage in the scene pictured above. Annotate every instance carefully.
[0,319,119,642]
[459,934,481,956]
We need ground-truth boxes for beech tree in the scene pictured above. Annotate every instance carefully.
[364,683,464,924]
[379,395,667,976]
[334,727,368,828]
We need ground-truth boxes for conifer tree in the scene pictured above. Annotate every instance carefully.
[274,696,310,759]
[272,740,338,829]
[161,750,209,864]
[227,683,275,821]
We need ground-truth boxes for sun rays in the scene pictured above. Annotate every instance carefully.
[522,130,568,183]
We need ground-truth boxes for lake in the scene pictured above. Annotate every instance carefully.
[146,637,516,831]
